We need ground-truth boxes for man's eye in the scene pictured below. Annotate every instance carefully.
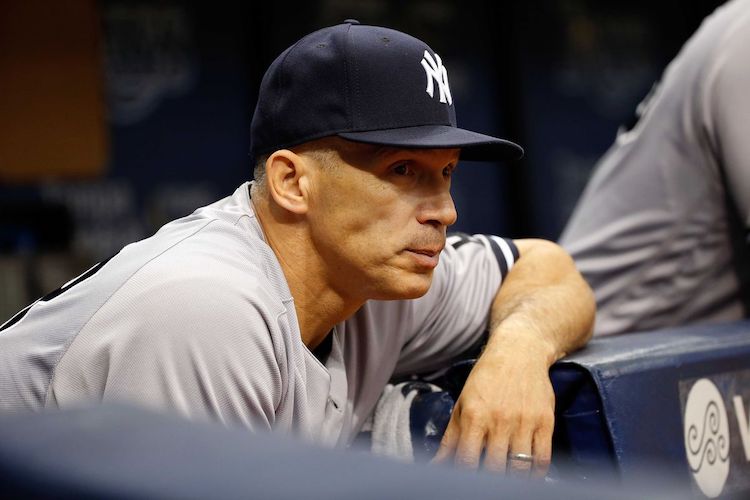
[443,166,453,178]
[393,163,412,176]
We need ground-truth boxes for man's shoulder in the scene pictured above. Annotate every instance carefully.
[110,234,287,323]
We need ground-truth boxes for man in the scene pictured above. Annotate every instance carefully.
[560,0,750,336]
[0,21,594,475]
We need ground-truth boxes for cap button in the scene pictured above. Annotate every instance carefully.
[343,19,360,25]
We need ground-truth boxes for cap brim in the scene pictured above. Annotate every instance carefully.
[337,125,523,162]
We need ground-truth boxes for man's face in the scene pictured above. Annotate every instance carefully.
[304,139,459,302]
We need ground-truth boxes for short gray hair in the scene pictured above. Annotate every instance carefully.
[250,142,341,199]
[252,153,269,182]
[250,154,270,198]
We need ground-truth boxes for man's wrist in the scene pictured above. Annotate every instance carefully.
[483,323,562,367]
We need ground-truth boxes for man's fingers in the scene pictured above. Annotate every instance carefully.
[453,425,485,469]
[531,418,554,478]
[507,430,534,475]
[433,399,554,479]
[479,427,510,473]
[436,404,486,469]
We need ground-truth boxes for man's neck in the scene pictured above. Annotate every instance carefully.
[253,196,362,349]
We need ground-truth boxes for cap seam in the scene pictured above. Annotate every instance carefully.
[273,39,307,145]
[343,23,354,130]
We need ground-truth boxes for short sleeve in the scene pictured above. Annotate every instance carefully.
[391,233,519,376]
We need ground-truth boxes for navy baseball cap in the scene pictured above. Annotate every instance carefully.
[249,20,523,162]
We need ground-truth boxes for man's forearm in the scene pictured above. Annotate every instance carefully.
[484,238,595,364]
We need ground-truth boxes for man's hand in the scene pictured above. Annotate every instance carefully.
[433,335,555,477]
[434,239,594,477]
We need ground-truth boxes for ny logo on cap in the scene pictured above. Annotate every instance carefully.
[421,50,452,105]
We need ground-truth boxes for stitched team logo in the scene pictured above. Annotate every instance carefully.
[684,378,730,498]
[420,50,452,105]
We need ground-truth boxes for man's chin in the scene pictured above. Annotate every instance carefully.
[377,273,433,300]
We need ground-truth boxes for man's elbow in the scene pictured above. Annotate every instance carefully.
[514,238,596,346]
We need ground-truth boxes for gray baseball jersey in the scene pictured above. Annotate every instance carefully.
[0,182,517,446]
[559,0,750,336]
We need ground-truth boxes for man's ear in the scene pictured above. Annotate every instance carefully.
[265,150,311,215]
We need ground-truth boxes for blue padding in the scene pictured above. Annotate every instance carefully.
[551,320,750,494]
[551,364,617,481]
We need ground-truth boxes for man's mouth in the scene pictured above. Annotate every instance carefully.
[409,248,439,257]
[404,247,442,269]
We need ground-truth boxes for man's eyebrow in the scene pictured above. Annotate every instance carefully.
[373,146,459,159]
[373,145,398,159]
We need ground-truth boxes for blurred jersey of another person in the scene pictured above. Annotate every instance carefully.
[560,0,750,336]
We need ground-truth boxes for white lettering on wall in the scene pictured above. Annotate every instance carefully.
[733,396,750,461]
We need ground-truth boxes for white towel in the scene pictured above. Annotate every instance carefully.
[370,382,442,462]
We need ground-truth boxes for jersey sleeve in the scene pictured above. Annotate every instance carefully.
[707,13,750,226]
[48,272,286,432]
[391,233,519,376]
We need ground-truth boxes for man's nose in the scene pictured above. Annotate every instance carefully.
[417,190,457,228]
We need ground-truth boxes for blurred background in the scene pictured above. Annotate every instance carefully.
[0,0,725,321]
